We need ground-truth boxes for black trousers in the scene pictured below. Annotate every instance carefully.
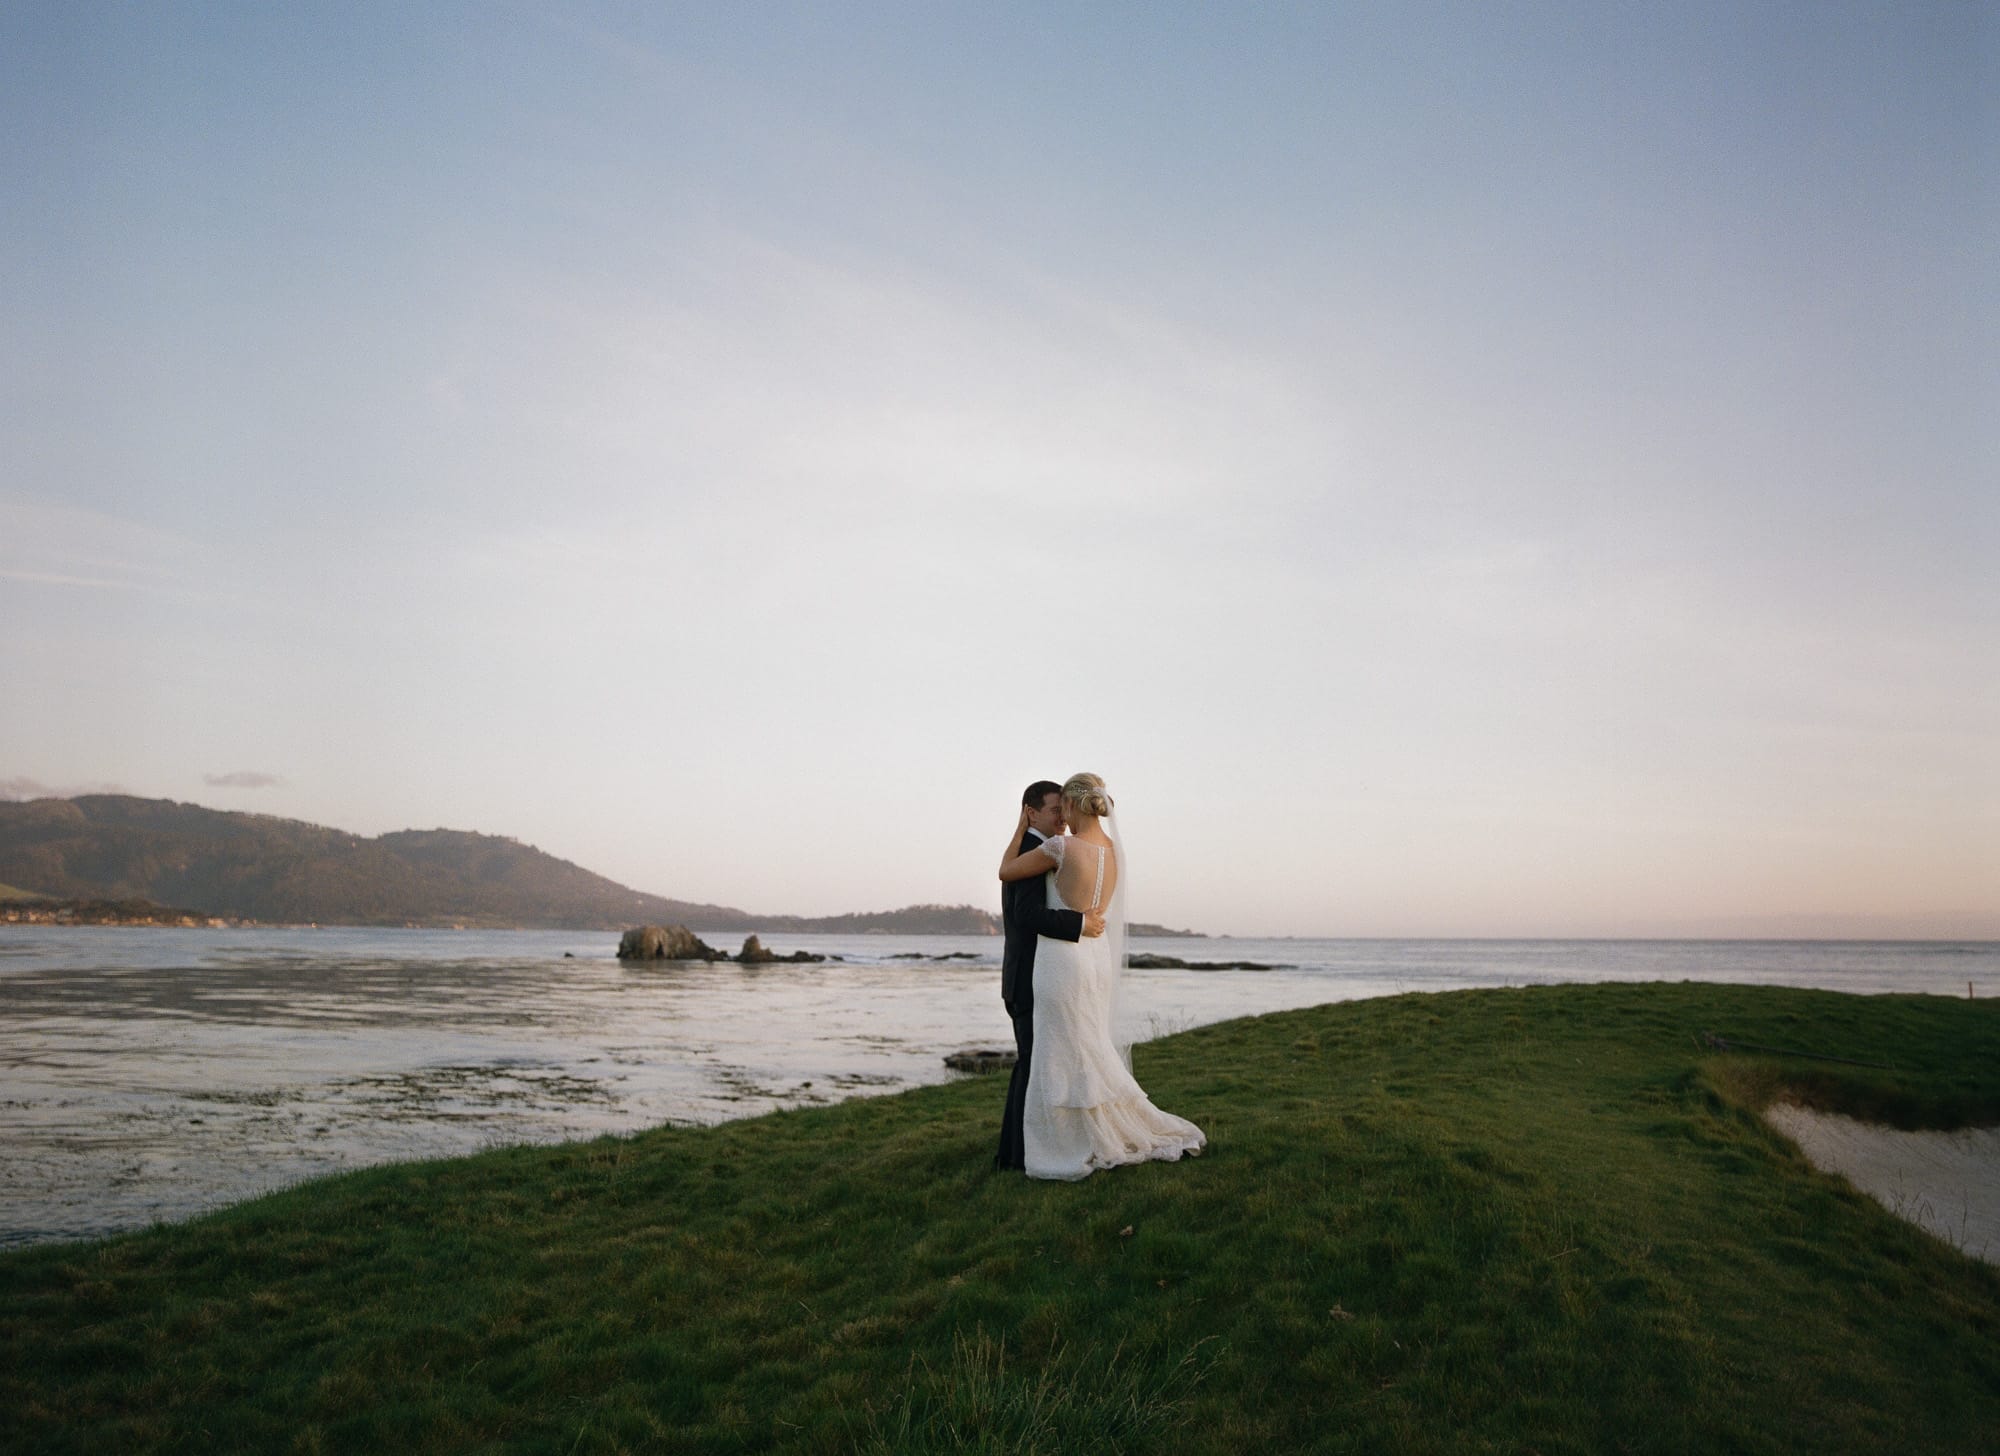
[994,993,1033,1171]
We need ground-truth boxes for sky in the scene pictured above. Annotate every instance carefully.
[2,2,1994,938]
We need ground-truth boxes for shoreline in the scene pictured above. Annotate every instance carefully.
[0,898,253,928]
[5,932,1995,1248]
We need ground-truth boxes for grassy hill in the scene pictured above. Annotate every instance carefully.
[0,796,1000,933]
[0,795,739,928]
[3,981,1996,1453]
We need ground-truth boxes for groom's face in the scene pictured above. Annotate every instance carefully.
[1026,792,1065,838]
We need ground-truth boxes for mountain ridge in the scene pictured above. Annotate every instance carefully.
[0,795,1000,933]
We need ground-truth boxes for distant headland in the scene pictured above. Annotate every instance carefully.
[0,795,1206,936]
[0,892,250,928]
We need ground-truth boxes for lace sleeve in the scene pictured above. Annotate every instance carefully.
[1040,834,1065,867]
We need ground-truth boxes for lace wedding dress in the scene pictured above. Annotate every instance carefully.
[1023,832,1205,1181]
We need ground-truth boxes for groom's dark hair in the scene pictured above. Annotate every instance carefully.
[1022,780,1062,808]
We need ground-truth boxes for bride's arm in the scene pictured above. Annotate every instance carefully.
[998,805,1057,881]
[1000,843,1058,881]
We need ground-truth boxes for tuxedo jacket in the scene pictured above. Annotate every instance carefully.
[1000,829,1085,1011]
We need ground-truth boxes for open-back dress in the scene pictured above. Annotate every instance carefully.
[1022,835,1206,1181]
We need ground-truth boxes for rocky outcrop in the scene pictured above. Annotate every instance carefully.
[617,924,725,961]
[736,934,825,964]
[1127,952,1284,971]
[944,1048,1017,1073]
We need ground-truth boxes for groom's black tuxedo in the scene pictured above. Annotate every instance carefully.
[995,828,1085,1171]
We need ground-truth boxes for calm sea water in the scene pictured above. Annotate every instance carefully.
[1,927,1993,1248]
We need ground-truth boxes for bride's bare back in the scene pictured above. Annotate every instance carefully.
[1049,836,1117,914]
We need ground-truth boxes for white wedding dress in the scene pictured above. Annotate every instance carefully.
[1022,833,1205,1181]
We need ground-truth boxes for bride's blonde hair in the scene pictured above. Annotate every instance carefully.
[1061,772,1112,819]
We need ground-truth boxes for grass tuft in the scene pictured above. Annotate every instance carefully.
[847,1327,1214,1455]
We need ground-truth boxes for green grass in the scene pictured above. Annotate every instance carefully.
[0,881,50,901]
[5,982,1998,1454]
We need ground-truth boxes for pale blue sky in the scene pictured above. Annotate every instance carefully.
[4,3,1994,936]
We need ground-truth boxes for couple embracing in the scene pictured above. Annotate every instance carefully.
[993,773,1205,1180]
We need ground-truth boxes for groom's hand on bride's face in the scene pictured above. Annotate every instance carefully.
[1084,911,1107,938]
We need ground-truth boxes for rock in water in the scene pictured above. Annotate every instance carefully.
[617,924,723,961]
[944,1048,1017,1073]
[1126,951,1285,971]
[735,933,826,964]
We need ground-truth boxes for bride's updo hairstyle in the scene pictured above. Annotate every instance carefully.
[1062,772,1113,819]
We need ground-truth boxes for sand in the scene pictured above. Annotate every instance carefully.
[1764,1103,2000,1266]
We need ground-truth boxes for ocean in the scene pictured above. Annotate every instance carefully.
[2,926,1993,1247]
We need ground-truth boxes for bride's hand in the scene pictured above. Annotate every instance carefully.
[1001,803,1035,878]
[1083,910,1106,938]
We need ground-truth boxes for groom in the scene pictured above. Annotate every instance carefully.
[995,779,1105,1171]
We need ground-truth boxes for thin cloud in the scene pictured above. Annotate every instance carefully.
[204,772,286,790]
[0,567,135,590]
[0,500,234,605]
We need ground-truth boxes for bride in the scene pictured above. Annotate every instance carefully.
[998,773,1205,1180]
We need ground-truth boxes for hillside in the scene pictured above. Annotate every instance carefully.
[0,796,998,933]
[730,902,999,935]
